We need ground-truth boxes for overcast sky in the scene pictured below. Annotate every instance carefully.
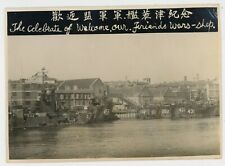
[8,32,220,83]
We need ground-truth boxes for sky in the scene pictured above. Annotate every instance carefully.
[7,32,220,83]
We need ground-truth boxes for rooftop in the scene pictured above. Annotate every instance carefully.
[58,78,100,89]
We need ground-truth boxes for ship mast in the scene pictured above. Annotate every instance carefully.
[41,67,47,90]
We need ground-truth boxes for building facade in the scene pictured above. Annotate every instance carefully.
[8,69,57,112]
[138,87,154,107]
[55,78,107,111]
[164,86,190,104]
[9,80,42,111]
[206,81,219,101]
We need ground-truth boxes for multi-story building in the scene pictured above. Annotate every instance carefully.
[164,86,190,104]
[8,68,57,112]
[188,80,219,102]
[152,77,219,103]
[8,80,42,111]
[138,87,154,107]
[205,81,220,101]
[55,78,107,111]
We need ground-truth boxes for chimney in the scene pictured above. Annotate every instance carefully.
[147,78,151,84]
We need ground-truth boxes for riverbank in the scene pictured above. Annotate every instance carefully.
[9,117,220,159]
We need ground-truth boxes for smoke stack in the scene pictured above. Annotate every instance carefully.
[144,77,151,84]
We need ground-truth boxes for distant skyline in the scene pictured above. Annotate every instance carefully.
[8,33,220,84]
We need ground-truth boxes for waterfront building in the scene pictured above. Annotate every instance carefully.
[187,80,219,102]
[164,86,190,104]
[9,79,42,111]
[55,78,107,111]
[8,68,57,112]
[138,87,168,106]
[149,87,168,103]
[205,81,219,101]
[138,87,154,107]
[111,97,128,112]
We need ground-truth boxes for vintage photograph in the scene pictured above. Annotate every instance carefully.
[7,7,221,160]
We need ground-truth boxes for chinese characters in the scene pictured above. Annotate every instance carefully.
[51,8,194,22]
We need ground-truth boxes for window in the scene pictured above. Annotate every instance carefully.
[11,84,16,89]
[25,101,31,105]
[13,101,18,106]
[24,84,30,89]
[75,100,79,106]
[85,100,89,105]
[60,94,64,100]
[71,94,75,99]
[37,95,41,101]
[25,92,30,97]
[65,85,70,91]
[73,85,78,90]
[12,92,17,97]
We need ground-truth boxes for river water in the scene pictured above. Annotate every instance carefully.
[9,117,220,159]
